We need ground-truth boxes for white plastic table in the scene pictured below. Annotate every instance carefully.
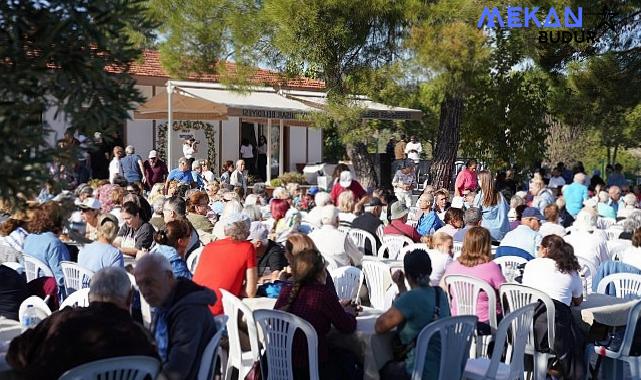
[573,293,638,327]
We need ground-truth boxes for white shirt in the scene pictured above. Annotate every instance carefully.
[183,143,195,159]
[202,170,215,183]
[620,246,641,271]
[404,142,422,161]
[564,230,610,270]
[304,206,324,228]
[538,222,567,238]
[240,144,254,159]
[522,257,582,306]
[308,225,362,267]
[338,212,356,226]
[548,176,566,189]
[618,205,638,219]
[499,224,542,257]
[257,143,267,155]
[426,248,453,286]
[109,158,121,183]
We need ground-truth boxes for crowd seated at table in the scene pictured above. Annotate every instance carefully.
[3,156,641,380]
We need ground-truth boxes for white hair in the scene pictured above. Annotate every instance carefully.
[598,191,610,204]
[242,205,262,221]
[314,191,331,207]
[624,211,641,233]
[89,267,132,302]
[320,205,339,226]
[221,200,243,219]
[244,194,259,206]
[272,187,290,200]
[573,210,597,230]
[624,193,637,207]
[573,172,586,184]
[137,252,173,273]
[125,145,135,154]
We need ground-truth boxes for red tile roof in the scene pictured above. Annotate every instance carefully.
[108,49,325,90]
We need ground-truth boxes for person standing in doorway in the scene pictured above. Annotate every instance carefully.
[257,135,268,181]
[182,137,198,167]
[240,138,255,176]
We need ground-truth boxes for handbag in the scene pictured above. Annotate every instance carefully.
[391,286,441,361]
[244,352,268,380]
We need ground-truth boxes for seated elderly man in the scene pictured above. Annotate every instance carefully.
[303,191,332,228]
[497,207,543,260]
[351,197,384,256]
[383,201,422,243]
[608,185,625,215]
[193,213,257,315]
[453,207,482,242]
[564,209,610,270]
[7,267,157,379]
[618,193,639,219]
[308,205,362,267]
[135,254,217,380]
[248,221,287,283]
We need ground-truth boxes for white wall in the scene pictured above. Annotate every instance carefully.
[125,85,154,159]
[307,127,322,163]
[43,102,68,147]
[221,117,240,166]
[288,127,307,171]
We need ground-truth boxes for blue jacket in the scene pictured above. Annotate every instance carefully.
[416,211,443,236]
[592,261,641,294]
[150,244,192,280]
[23,232,70,300]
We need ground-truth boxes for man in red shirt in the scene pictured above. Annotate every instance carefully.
[383,201,422,242]
[330,171,366,205]
[143,150,168,190]
[193,213,257,315]
[454,159,478,197]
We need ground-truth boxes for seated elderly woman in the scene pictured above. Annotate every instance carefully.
[539,204,567,238]
[186,191,215,234]
[337,190,356,228]
[619,210,641,240]
[438,207,464,237]
[78,214,124,272]
[564,209,609,269]
[275,247,357,379]
[376,249,451,380]
[304,191,332,228]
[617,193,639,219]
[620,228,641,270]
[596,191,616,219]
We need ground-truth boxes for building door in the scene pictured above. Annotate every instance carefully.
[240,122,257,176]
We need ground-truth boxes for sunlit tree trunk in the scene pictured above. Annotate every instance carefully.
[430,95,463,189]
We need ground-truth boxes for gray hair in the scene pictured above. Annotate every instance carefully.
[164,196,186,217]
[321,205,339,226]
[253,183,266,195]
[464,207,482,225]
[598,191,610,204]
[242,205,262,221]
[224,220,250,240]
[89,267,132,303]
[573,172,586,184]
[314,191,331,207]
[244,194,259,206]
[125,145,135,155]
[222,200,243,219]
[510,195,524,209]
[624,193,637,207]
[136,253,174,276]
[624,211,641,233]
[153,199,165,215]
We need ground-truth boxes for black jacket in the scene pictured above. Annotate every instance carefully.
[158,278,217,380]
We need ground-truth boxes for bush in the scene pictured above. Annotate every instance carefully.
[269,178,283,187]
[278,172,307,185]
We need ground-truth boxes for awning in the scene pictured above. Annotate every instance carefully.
[281,90,424,121]
[133,91,227,120]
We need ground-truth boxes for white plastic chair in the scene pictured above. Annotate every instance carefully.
[127,273,152,328]
[605,226,624,241]
[406,219,418,228]
[493,256,528,283]
[378,235,413,259]
[397,243,429,261]
[576,256,597,294]
[411,315,478,380]
[23,255,54,282]
[60,261,94,293]
[187,246,204,273]
[608,238,632,260]
[376,224,385,241]
[463,304,537,380]
[197,315,228,380]
[2,261,24,274]
[220,289,261,380]
[338,225,351,234]
[362,260,393,310]
[500,284,556,380]
[0,318,21,342]
[18,296,52,325]
[596,273,641,300]
[58,355,160,380]
[453,241,464,259]
[253,309,320,380]
[597,217,616,230]
[329,266,364,301]
[444,275,498,358]
[0,244,21,263]
[347,228,378,256]
[60,288,90,309]
[593,300,641,379]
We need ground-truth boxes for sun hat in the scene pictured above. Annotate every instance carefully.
[339,171,353,188]
[390,201,409,220]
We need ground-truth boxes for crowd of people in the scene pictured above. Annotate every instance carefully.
[2,132,641,380]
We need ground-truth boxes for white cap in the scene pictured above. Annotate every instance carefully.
[148,150,158,158]
[247,221,269,242]
[339,171,353,188]
[78,197,102,210]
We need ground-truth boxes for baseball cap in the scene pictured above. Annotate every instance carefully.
[522,207,544,221]
[339,171,353,188]
[307,186,319,196]
[78,197,102,210]
[390,201,409,220]
[247,221,269,242]
[148,150,158,158]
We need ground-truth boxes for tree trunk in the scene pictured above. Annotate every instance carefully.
[430,95,464,190]
[347,142,378,190]
[613,145,619,165]
[607,145,612,165]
